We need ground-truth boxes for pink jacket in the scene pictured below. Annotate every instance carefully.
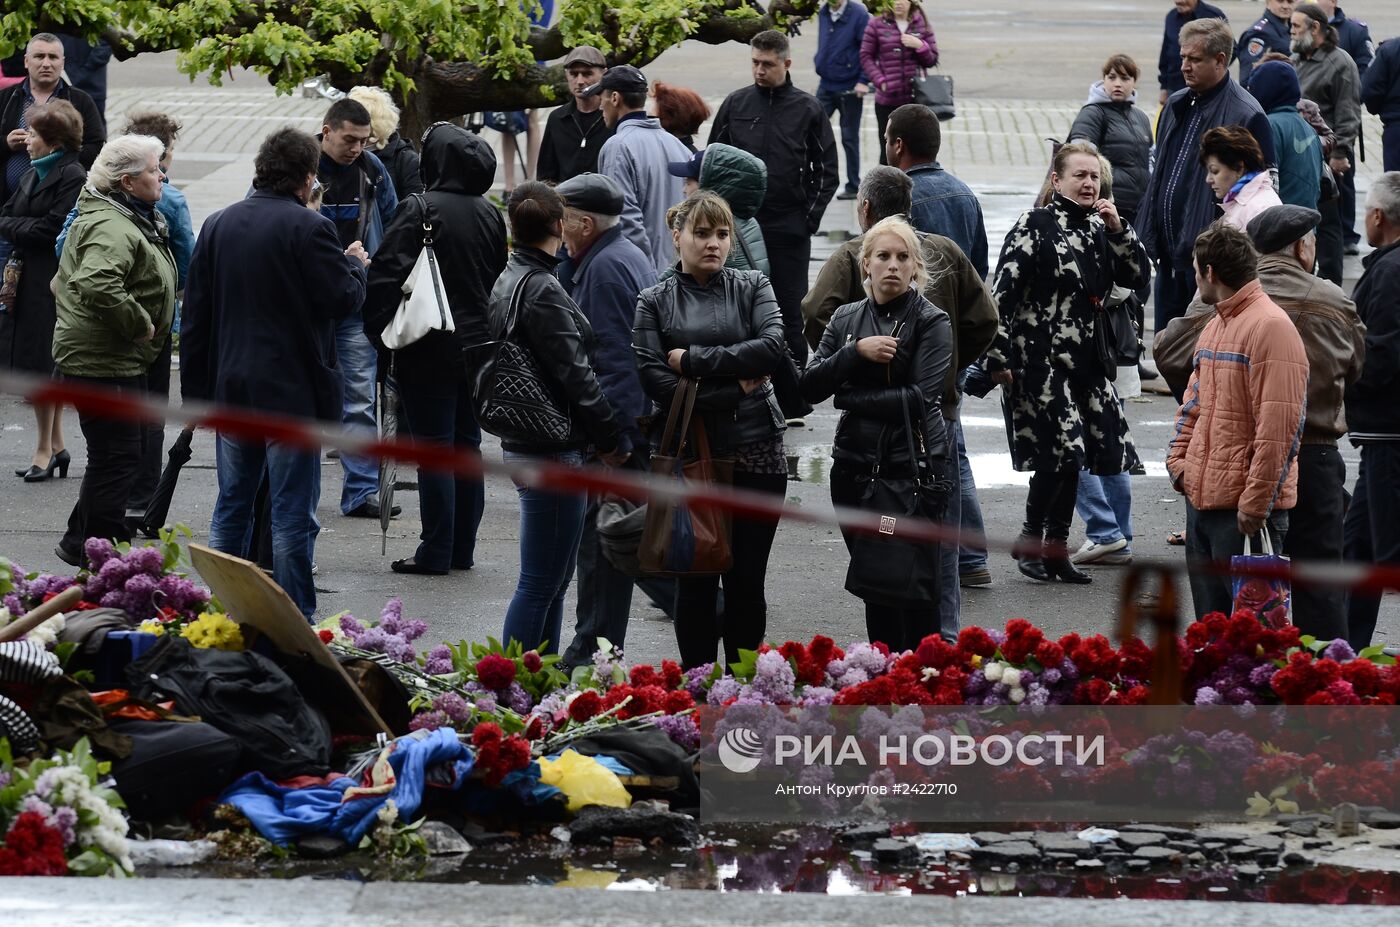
[860,11,938,107]
[1167,279,1309,518]
[1220,172,1282,231]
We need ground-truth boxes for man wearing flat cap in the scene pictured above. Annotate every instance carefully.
[588,65,691,275]
[1157,204,1364,637]
[554,172,665,668]
[538,46,614,184]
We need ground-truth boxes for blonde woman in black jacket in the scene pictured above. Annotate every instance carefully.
[633,191,787,670]
[801,216,953,652]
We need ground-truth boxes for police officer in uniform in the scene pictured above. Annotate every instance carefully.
[1312,1,1374,252]
[1238,0,1297,85]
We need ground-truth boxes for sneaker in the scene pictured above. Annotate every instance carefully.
[785,417,807,428]
[1070,538,1128,565]
[836,187,859,201]
[346,499,402,519]
[959,568,992,587]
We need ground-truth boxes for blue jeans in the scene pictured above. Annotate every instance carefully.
[955,417,988,573]
[817,86,863,192]
[501,449,588,655]
[397,376,485,571]
[937,426,961,639]
[335,312,379,513]
[210,436,321,619]
[1076,471,1133,554]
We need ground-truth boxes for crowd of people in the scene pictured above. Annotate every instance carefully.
[2,4,1400,668]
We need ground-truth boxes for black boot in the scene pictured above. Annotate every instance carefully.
[1044,521,1092,584]
[1014,528,1052,582]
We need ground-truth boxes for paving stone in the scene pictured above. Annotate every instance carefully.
[1244,835,1285,852]
[1132,846,1182,863]
[1367,812,1400,829]
[1031,833,1095,857]
[420,822,471,856]
[1283,852,1311,867]
[971,831,1021,845]
[1119,824,1193,839]
[970,841,1041,866]
[568,805,699,847]
[1166,841,1200,854]
[1074,858,1105,870]
[1236,864,1263,879]
[1194,828,1250,844]
[839,824,891,845]
[1287,820,1319,838]
[1115,832,1167,850]
[1126,858,1152,871]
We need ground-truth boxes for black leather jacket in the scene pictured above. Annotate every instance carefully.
[801,289,953,477]
[633,266,787,454]
[485,248,622,455]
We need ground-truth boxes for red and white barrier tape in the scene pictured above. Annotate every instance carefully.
[2,370,1394,595]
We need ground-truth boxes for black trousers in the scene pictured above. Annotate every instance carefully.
[757,221,812,369]
[674,469,787,670]
[1153,260,1195,335]
[61,374,145,557]
[830,461,940,653]
[127,338,173,517]
[1283,444,1348,642]
[1344,443,1400,649]
[1338,163,1359,247]
[875,102,897,166]
[1315,195,1345,286]
[1024,466,1080,547]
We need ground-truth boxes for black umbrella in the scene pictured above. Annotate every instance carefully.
[140,426,196,537]
[377,373,401,555]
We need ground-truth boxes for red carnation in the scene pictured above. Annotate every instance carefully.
[524,715,546,740]
[629,684,667,717]
[471,722,504,748]
[1000,619,1044,665]
[1342,660,1382,699]
[475,654,517,690]
[1118,638,1153,681]
[915,634,960,670]
[779,641,804,663]
[629,664,660,687]
[522,650,543,673]
[663,690,695,714]
[809,635,840,665]
[661,660,684,689]
[956,627,997,659]
[0,812,68,876]
[317,629,334,644]
[1033,639,1065,669]
[568,690,604,723]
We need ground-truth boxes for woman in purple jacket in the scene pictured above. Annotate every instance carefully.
[860,0,938,164]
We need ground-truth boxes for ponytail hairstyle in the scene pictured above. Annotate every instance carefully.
[506,181,566,246]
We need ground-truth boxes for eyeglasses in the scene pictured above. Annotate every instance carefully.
[310,180,324,196]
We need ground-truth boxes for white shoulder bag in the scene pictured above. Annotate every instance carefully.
[381,193,454,350]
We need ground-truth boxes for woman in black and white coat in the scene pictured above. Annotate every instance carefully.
[984,141,1147,584]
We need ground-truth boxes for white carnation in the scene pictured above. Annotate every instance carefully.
[1010,687,1026,704]
[983,661,1004,683]
[1001,668,1022,689]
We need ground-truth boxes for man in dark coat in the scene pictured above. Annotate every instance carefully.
[710,29,839,372]
[1343,171,1400,650]
[57,34,112,119]
[538,47,614,184]
[1139,18,1275,331]
[1159,0,1229,104]
[1315,0,1374,76]
[1362,37,1400,171]
[0,33,105,209]
[181,128,369,619]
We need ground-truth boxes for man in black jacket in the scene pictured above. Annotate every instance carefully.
[537,47,613,184]
[710,29,839,372]
[182,128,370,619]
[1363,37,1400,171]
[1159,0,1229,104]
[0,33,105,208]
[1343,172,1400,650]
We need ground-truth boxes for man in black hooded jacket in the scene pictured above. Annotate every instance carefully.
[362,123,509,575]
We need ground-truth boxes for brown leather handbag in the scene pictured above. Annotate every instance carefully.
[638,378,735,575]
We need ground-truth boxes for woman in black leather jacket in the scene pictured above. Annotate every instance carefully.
[633,191,787,670]
[801,216,953,653]
[489,182,626,655]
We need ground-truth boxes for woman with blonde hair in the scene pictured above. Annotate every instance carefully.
[347,85,423,197]
[985,140,1147,584]
[801,215,953,650]
[633,191,788,669]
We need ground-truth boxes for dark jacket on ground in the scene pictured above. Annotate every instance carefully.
[537,101,613,184]
[1159,1,1228,97]
[0,80,105,206]
[814,1,872,95]
[801,228,998,418]
[364,129,508,385]
[801,288,952,479]
[376,134,424,198]
[633,266,787,456]
[563,225,657,445]
[1138,75,1274,270]
[486,247,622,455]
[708,76,839,235]
[181,191,367,422]
[1361,38,1400,123]
[0,150,84,374]
[1346,241,1400,442]
[983,195,1148,474]
[1068,82,1154,215]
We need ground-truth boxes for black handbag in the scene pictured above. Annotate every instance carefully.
[844,379,952,609]
[913,72,956,121]
[474,270,574,445]
[1055,220,1137,381]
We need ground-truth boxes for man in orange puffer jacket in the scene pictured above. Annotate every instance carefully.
[1167,222,1310,619]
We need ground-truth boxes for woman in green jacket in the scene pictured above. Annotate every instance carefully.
[52,134,177,566]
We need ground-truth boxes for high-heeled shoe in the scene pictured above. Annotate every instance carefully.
[23,450,71,482]
[391,557,448,576]
[1013,531,1053,582]
[1043,557,1093,584]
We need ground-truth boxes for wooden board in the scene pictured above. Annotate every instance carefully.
[189,544,392,736]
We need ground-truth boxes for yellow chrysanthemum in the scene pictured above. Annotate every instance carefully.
[137,619,166,637]
[180,612,244,651]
